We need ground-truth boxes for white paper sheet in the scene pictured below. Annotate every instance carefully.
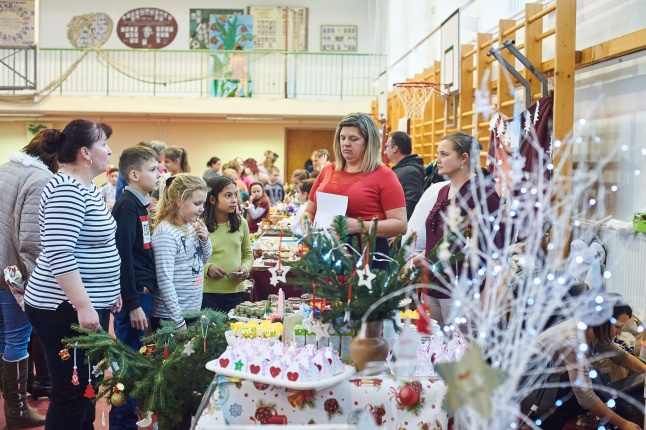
[314,191,348,229]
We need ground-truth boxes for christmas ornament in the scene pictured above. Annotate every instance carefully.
[182,341,195,356]
[139,344,155,357]
[200,315,209,353]
[111,383,126,407]
[357,265,375,290]
[111,392,126,407]
[59,349,70,361]
[435,343,508,418]
[309,320,330,341]
[268,265,290,286]
[71,343,80,385]
[234,359,244,371]
[84,361,96,398]
[136,411,153,427]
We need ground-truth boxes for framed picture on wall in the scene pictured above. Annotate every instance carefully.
[320,25,357,52]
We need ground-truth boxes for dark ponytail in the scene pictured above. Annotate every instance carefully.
[41,119,112,164]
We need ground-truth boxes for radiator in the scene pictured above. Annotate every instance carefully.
[597,226,646,312]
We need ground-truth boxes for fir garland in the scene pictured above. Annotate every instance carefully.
[63,309,229,430]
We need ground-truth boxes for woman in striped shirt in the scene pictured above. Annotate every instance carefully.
[150,174,212,331]
[25,119,122,430]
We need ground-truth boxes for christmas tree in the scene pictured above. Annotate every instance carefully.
[63,309,229,430]
[289,216,423,333]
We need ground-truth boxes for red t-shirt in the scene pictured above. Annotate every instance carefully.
[309,163,405,221]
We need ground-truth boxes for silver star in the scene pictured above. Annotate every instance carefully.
[92,363,104,377]
[268,265,290,286]
[182,341,195,357]
[357,265,376,290]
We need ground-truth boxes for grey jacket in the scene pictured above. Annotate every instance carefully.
[0,152,52,290]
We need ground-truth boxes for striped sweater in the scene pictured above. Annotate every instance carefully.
[150,221,212,328]
[25,172,121,310]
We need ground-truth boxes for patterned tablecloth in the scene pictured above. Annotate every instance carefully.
[194,374,448,429]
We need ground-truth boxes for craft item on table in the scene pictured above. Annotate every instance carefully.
[248,356,265,375]
[217,347,236,370]
[309,319,330,341]
[400,309,420,320]
[324,346,345,374]
[3,266,25,310]
[284,361,307,382]
[266,359,284,379]
[435,343,507,418]
[391,319,421,379]
[312,351,334,378]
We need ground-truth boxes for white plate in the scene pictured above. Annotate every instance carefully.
[205,362,356,390]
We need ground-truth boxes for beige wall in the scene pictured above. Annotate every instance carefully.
[0,120,327,186]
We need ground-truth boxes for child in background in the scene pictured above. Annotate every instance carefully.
[110,146,160,429]
[288,169,310,207]
[154,146,190,202]
[100,167,119,210]
[150,174,211,330]
[292,178,314,237]
[202,177,253,313]
[264,166,284,205]
[245,182,269,234]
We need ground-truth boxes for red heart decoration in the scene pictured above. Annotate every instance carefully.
[327,358,332,364]
[250,364,261,374]
[269,366,281,378]
[286,372,299,381]
[315,363,322,371]
[219,358,229,368]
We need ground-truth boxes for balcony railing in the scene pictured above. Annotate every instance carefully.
[0,47,385,100]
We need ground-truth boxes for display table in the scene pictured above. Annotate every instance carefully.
[194,374,448,429]
[250,268,302,301]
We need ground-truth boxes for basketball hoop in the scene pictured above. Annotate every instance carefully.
[393,82,436,121]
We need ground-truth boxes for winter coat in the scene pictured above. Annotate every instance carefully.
[392,154,425,219]
[0,152,52,290]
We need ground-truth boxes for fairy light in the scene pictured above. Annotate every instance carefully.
[621,145,629,151]
[634,169,641,176]
[575,256,584,264]
[589,198,596,206]
[547,273,555,281]
[595,295,604,304]
[589,369,598,378]
[642,148,646,155]
[547,243,555,250]
[557,277,566,285]
[527,298,535,306]
[533,278,541,285]
[555,399,563,407]
[577,321,588,330]
[606,399,616,408]
[611,185,618,192]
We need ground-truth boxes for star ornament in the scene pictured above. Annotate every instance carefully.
[309,320,330,341]
[181,341,195,357]
[268,265,290,286]
[357,265,376,290]
[435,343,507,418]
[234,359,244,371]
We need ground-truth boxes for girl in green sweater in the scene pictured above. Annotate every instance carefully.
[202,177,253,313]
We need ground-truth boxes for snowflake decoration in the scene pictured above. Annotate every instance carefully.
[524,110,532,132]
[488,112,499,132]
[229,403,243,418]
[496,120,506,138]
[182,341,195,357]
[357,265,376,290]
[533,100,540,125]
[268,265,290,286]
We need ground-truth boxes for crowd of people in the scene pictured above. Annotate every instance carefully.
[0,113,643,430]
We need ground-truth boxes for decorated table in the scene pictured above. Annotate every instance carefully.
[194,374,448,429]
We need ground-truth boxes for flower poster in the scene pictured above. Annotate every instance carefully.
[209,14,253,98]
[189,8,243,49]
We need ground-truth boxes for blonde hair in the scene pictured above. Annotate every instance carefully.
[333,112,383,173]
[153,173,208,230]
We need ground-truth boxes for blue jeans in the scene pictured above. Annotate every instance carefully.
[0,290,31,361]
[110,292,152,430]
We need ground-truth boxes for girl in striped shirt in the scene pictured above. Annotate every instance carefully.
[150,174,212,330]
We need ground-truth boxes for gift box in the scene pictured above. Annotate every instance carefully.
[633,212,646,233]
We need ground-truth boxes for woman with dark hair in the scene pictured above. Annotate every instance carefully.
[302,112,407,270]
[0,130,58,427]
[534,301,646,429]
[410,131,502,326]
[24,119,122,429]
[203,156,221,180]
[202,177,253,313]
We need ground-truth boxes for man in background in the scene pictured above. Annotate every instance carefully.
[385,131,424,219]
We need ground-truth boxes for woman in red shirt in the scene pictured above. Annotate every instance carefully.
[303,113,407,269]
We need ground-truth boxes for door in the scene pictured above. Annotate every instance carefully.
[285,128,336,180]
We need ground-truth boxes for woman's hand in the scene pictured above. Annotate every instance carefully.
[195,220,209,241]
[207,264,229,280]
[232,266,248,282]
[110,295,122,313]
[343,217,365,235]
[77,305,100,332]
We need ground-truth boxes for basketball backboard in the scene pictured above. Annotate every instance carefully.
[441,9,460,95]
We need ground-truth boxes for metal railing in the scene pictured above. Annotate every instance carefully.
[4,48,385,99]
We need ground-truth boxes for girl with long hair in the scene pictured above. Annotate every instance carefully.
[244,182,270,234]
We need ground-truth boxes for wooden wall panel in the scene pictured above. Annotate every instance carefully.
[285,128,336,178]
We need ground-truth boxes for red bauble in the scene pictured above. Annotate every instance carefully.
[324,398,340,414]
[397,385,420,407]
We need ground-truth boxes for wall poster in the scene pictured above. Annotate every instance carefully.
[320,25,357,52]
[0,1,35,46]
[209,14,253,98]
[189,8,243,49]
[247,6,307,51]
[116,8,177,49]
